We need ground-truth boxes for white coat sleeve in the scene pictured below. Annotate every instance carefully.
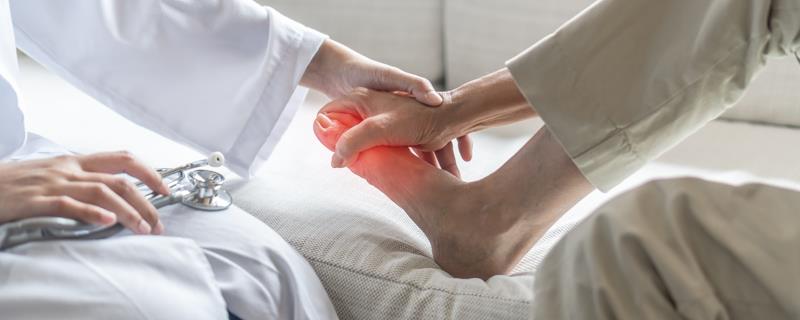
[506,0,800,191]
[9,0,327,177]
[0,0,23,159]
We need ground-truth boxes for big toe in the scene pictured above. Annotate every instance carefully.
[313,112,361,151]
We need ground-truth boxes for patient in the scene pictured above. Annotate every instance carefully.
[315,0,800,318]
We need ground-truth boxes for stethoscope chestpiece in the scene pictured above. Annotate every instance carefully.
[183,169,233,211]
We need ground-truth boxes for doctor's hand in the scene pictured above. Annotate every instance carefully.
[301,39,443,106]
[0,152,169,235]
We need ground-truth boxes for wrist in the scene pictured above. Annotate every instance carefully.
[438,68,536,137]
[301,39,354,93]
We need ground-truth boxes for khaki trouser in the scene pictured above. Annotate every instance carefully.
[507,0,800,191]
[533,178,800,319]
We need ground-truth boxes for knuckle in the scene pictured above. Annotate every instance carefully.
[349,87,372,102]
[114,177,136,195]
[363,119,386,133]
[53,155,75,163]
[52,196,72,211]
[116,151,135,163]
[88,183,109,197]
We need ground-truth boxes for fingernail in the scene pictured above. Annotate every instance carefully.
[161,184,171,195]
[136,220,152,235]
[331,154,345,168]
[316,113,333,129]
[425,91,442,104]
[153,221,165,235]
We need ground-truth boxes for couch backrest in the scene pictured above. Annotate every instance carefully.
[263,0,444,83]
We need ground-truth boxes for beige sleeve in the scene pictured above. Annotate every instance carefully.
[507,0,800,191]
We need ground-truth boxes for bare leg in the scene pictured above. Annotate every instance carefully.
[314,113,592,279]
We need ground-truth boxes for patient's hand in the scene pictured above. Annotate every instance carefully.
[0,152,169,235]
[314,112,559,280]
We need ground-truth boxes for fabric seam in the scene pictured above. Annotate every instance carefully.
[306,256,532,305]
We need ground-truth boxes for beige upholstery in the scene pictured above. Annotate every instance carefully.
[259,0,444,83]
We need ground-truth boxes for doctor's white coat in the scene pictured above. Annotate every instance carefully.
[0,0,326,177]
[0,1,338,319]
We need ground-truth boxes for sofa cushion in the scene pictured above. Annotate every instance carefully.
[722,56,800,127]
[258,0,445,83]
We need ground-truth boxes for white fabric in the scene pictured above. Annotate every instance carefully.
[6,0,327,177]
[0,0,24,159]
[259,0,444,83]
[1,136,337,319]
[0,1,339,318]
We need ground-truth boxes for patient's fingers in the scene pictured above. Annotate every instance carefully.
[435,142,460,178]
[457,136,473,162]
[413,148,438,168]
[77,172,162,235]
[78,151,169,196]
[54,181,152,235]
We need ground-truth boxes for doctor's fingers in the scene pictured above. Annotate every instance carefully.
[28,196,117,226]
[373,66,442,106]
[75,172,162,235]
[77,151,170,196]
[50,181,155,235]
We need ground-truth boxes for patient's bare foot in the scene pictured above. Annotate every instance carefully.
[314,112,570,279]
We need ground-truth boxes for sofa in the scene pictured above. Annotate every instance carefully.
[18,1,800,319]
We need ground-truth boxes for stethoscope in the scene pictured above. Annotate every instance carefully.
[0,152,232,250]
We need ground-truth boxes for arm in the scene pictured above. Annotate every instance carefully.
[9,0,443,178]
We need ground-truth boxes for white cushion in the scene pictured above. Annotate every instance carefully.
[257,0,444,83]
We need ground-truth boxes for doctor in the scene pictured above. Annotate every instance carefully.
[0,0,451,319]
[315,0,800,318]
